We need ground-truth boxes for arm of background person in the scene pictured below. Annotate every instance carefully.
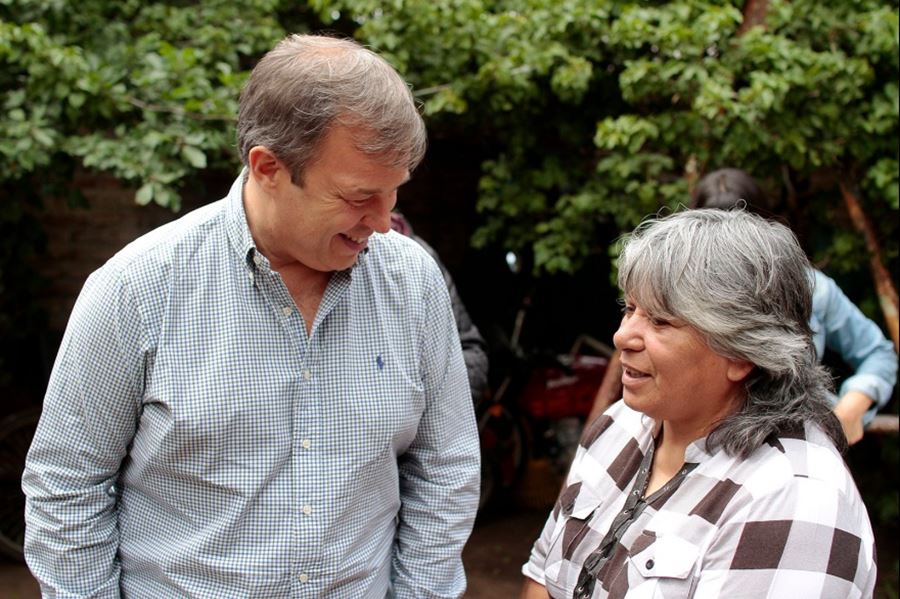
[22,267,145,598]
[443,269,489,402]
[391,261,480,598]
[520,578,551,599]
[813,270,897,443]
[414,234,489,402]
[585,349,622,426]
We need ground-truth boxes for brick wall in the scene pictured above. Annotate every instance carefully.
[34,144,484,335]
[35,171,201,332]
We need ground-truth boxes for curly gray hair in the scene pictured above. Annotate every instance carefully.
[237,34,427,184]
[617,208,846,456]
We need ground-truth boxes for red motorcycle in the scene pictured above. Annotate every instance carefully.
[477,276,611,511]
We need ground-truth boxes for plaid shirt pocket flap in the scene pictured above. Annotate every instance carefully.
[629,534,699,580]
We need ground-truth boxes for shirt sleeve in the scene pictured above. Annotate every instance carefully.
[521,435,595,587]
[813,270,897,423]
[22,266,146,598]
[521,506,558,586]
[412,234,489,402]
[391,260,480,598]
[447,280,489,403]
[692,467,877,597]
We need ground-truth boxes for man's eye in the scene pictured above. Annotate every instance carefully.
[650,317,670,326]
[341,195,369,206]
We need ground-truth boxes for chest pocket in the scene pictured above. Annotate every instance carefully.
[543,488,606,594]
[626,533,699,594]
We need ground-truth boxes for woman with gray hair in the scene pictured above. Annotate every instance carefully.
[521,209,875,598]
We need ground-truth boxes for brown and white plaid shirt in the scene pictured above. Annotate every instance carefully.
[523,401,876,598]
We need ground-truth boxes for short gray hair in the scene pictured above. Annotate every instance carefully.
[237,34,427,184]
[617,209,845,456]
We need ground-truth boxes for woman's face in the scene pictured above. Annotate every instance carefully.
[613,298,752,438]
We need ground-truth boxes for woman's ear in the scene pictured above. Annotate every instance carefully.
[726,359,754,383]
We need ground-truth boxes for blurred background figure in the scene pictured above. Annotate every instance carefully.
[391,212,489,403]
[586,168,897,446]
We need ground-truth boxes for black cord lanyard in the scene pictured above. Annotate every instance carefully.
[573,444,697,599]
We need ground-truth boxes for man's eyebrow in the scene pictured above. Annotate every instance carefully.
[353,177,411,196]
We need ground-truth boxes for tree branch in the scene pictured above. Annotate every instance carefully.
[840,180,899,352]
[125,96,235,122]
[738,0,769,35]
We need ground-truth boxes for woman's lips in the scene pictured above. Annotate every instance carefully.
[621,364,651,385]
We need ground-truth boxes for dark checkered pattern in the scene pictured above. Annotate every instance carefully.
[23,175,480,598]
[523,401,876,598]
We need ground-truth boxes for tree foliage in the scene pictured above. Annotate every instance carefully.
[1,0,898,328]
[315,0,898,278]
[3,0,897,274]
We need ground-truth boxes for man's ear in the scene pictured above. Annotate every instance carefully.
[726,359,754,383]
[248,146,285,192]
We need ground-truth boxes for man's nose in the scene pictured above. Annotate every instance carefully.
[366,192,396,234]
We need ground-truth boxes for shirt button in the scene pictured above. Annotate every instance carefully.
[302,439,311,449]
[253,254,262,266]
[302,369,312,380]
[282,306,292,316]
[645,559,655,570]
[303,504,313,515]
[298,573,309,583]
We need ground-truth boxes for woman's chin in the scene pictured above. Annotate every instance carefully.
[621,393,643,413]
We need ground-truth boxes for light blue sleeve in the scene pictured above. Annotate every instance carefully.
[391,257,480,599]
[811,269,897,425]
[22,265,145,598]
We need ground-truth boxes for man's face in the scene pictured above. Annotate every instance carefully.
[266,126,410,273]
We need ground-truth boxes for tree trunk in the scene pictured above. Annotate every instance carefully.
[738,0,769,35]
[840,181,900,352]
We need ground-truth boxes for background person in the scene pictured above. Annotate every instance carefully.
[23,34,480,598]
[522,209,875,598]
[586,168,897,445]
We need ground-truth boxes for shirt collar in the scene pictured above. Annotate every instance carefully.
[224,170,257,270]
[638,413,715,464]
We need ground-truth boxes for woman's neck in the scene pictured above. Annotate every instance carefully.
[644,421,708,497]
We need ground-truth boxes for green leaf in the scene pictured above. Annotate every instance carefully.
[181,146,207,169]
[135,183,154,206]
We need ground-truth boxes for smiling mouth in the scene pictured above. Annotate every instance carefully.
[341,233,369,245]
[623,365,651,379]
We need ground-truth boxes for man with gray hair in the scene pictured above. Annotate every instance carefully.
[23,34,480,597]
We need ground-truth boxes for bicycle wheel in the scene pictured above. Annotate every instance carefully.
[477,399,528,511]
[0,408,40,561]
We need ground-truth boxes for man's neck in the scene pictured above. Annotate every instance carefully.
[243,177,331,333]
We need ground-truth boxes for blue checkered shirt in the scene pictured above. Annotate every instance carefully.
[23,175,480,598]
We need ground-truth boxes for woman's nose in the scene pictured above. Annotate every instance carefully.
[613,316,643,352]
